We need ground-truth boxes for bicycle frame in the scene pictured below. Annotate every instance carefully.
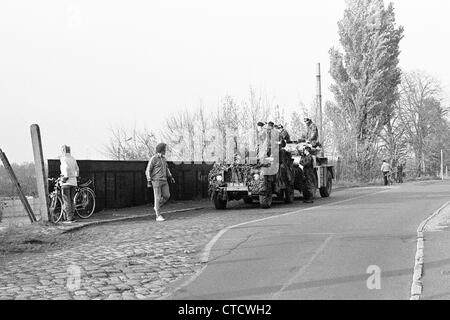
[49,176,96,221]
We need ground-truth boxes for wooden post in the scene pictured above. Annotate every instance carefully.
[31,124,50,222]
[441,149,444,181]
[0,149,37,223]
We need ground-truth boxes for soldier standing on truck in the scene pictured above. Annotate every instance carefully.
[300,145,315,203]
[276,124,291,148]
[303,118,319,146]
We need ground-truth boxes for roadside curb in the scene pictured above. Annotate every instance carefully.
[410,201,450,300]
[59,206,205,233]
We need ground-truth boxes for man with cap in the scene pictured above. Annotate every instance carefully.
[276,124,291,148]
[300,145,315,203]
[59,145,79,223]
[146,143,176,221]
[303,118,319,146]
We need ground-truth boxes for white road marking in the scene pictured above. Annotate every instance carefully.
[160,187,393,300]
[410,200,450,300]
[271,234,334,299]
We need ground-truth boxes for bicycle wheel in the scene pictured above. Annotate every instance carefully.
[74,188,96,219]
[49,195,63,223]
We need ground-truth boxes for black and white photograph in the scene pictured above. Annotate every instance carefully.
[1,0,450,308]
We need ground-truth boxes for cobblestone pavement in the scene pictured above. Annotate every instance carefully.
[0,194,343,300]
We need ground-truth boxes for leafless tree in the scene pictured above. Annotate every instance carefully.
[397,71,447,175]
[104,125,157,160]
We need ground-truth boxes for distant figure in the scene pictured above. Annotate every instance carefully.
[303,118,319,146]
[59,145,79,223]
[381,160,391,186]
[146,143,176,222]
[397,162,404,183]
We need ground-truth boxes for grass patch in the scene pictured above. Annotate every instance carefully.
[0,222,61,255]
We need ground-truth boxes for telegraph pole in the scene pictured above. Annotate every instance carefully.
[316,63,323,154]
[441,149,444,180]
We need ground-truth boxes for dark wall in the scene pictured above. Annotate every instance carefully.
[48,160,214,211]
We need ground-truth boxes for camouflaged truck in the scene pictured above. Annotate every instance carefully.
[208,129,334,210]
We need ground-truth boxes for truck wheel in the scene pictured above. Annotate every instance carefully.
[243,196,253,204]
[320,170,333,198]
[213,192,227,210]
[284,185,295,203]
[259,194,272,209]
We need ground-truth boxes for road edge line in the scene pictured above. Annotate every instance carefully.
[410,200,450,300]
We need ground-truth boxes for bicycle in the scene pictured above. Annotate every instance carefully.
[48,176,96,223]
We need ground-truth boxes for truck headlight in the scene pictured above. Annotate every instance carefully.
[253,174,260,181]
[216,175,223,182]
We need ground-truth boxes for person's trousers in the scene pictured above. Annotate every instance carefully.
[62,185,76,221]
[152,180,170,215]
[383,172,389,186]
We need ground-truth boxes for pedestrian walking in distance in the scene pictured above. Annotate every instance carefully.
[146,143,175,222]
[381,160,391,186]
[59,145,79,223]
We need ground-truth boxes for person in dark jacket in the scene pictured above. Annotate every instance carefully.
[145,143,175,221]
[276,124,291,148]
[300,146,316,203]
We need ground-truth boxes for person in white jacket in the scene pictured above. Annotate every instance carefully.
[59,145,79,223]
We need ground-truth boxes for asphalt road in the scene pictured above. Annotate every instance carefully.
[167,180,450,300]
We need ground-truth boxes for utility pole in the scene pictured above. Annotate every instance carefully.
[316,63,323,146]
[441,149,444,180]
[31,124,50,222]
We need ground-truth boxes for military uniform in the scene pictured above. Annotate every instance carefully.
[306,122,319,146]
[300,153,315,202]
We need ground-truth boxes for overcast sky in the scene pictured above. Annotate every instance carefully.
[1,0,449,163]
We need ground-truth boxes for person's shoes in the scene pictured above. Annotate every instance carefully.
[156,215,165,222]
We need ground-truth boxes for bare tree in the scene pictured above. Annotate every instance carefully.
[397,71,447,175]
[104,125,157,160]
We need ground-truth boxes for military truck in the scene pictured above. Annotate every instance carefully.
[287,142,334,199]
[208,131,334,209]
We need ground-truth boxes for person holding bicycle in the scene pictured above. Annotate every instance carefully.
[381,159,391,186]
[146,143,175,222]
[60,145,79,223]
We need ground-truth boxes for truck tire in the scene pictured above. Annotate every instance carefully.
[320,170,333,198]
[259,193,272,209]
[284,185,295,203]
[213,192,227,210]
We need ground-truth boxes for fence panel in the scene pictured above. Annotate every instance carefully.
[47,159,214,211]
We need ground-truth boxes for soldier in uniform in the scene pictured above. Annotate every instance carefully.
[276,124,291,148]
[303,118,319,146]
[300,145,315,203]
